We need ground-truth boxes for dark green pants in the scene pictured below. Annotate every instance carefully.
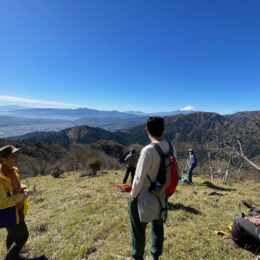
[5,211,29,260]
[187,166,195,183]
[129,198,164,260]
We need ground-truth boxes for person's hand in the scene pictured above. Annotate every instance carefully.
[21,186,27,192]
[23,189,32,198]
[21,185,31,192]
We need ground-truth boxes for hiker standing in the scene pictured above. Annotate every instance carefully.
[123,148,138,184]
[186,148,197,183]
[0,145,32,260]
[129,117,170,260]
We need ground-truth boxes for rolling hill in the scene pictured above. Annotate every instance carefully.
[125,111,260,158]
[11,111,260,158]
[1,111,259,179]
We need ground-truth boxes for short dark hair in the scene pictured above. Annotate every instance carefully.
[146,117,164,137]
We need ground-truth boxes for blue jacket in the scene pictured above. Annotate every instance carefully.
[188,154,197,168]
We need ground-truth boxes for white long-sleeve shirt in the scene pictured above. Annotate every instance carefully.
[131,140,170,199]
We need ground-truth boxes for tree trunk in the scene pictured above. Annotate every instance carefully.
[237,139,260,171]
[223,158,232,183]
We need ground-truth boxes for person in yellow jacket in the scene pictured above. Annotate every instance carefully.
[0,145,32,260]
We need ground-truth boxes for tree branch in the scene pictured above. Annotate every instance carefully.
[237,139,260,171]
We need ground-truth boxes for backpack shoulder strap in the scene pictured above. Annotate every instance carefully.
[147,174,152,184]
[166,140,174,155]
[147,143,164,185]
[148,141,172,184]
[152,143,164,158]
[153,141,174,156]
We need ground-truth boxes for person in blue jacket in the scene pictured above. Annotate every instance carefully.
[186,148,197,183]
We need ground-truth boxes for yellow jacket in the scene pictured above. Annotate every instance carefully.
[0,169,29,224]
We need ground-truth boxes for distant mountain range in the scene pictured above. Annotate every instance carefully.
[0,110,258,179]
[127,111,260,157]
[0,105,196,118]
[0,105,32,111]
[0,106,196,137]
[0,107,139,119]
[13,111,260,158]
[124,106,197,116]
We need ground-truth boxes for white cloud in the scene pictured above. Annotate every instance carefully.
[180,105,196,111]
[0,95,78,108]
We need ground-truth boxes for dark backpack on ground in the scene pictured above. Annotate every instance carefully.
[231,200,260,253]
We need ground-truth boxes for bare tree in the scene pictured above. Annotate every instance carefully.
[206,143,214,179]
[236,163,244,180]
[222,157,232,183]
[67,144,90,171]
[236,139,260,171]
[31,158,52,176]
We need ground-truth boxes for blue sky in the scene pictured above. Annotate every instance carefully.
[0,0,259,114]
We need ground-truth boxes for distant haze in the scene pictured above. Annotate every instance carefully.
[0,105,197,138]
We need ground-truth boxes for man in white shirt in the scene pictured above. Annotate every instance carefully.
[129,117,170,260]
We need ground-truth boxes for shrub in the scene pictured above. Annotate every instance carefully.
[51,170,63,178]
[88,159,102,176]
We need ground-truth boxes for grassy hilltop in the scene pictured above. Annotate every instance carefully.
[0,172,259,260]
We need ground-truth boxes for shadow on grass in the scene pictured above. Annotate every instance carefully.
[200,181,236,192]
[21,255,48,260]
[233,239,260,256]
[208,191,225,196]
[168,202,201,215]
[32,256,48,260]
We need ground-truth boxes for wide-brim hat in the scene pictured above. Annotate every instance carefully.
[0,145,21,158]
[188,148,193,152]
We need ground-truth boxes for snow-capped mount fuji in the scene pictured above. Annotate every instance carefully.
[180,105,196,111]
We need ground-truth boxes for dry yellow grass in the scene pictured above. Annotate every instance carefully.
[0,171,259,259]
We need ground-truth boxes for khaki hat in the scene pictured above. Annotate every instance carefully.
[0,145,21,158]
[188,148,193,152]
